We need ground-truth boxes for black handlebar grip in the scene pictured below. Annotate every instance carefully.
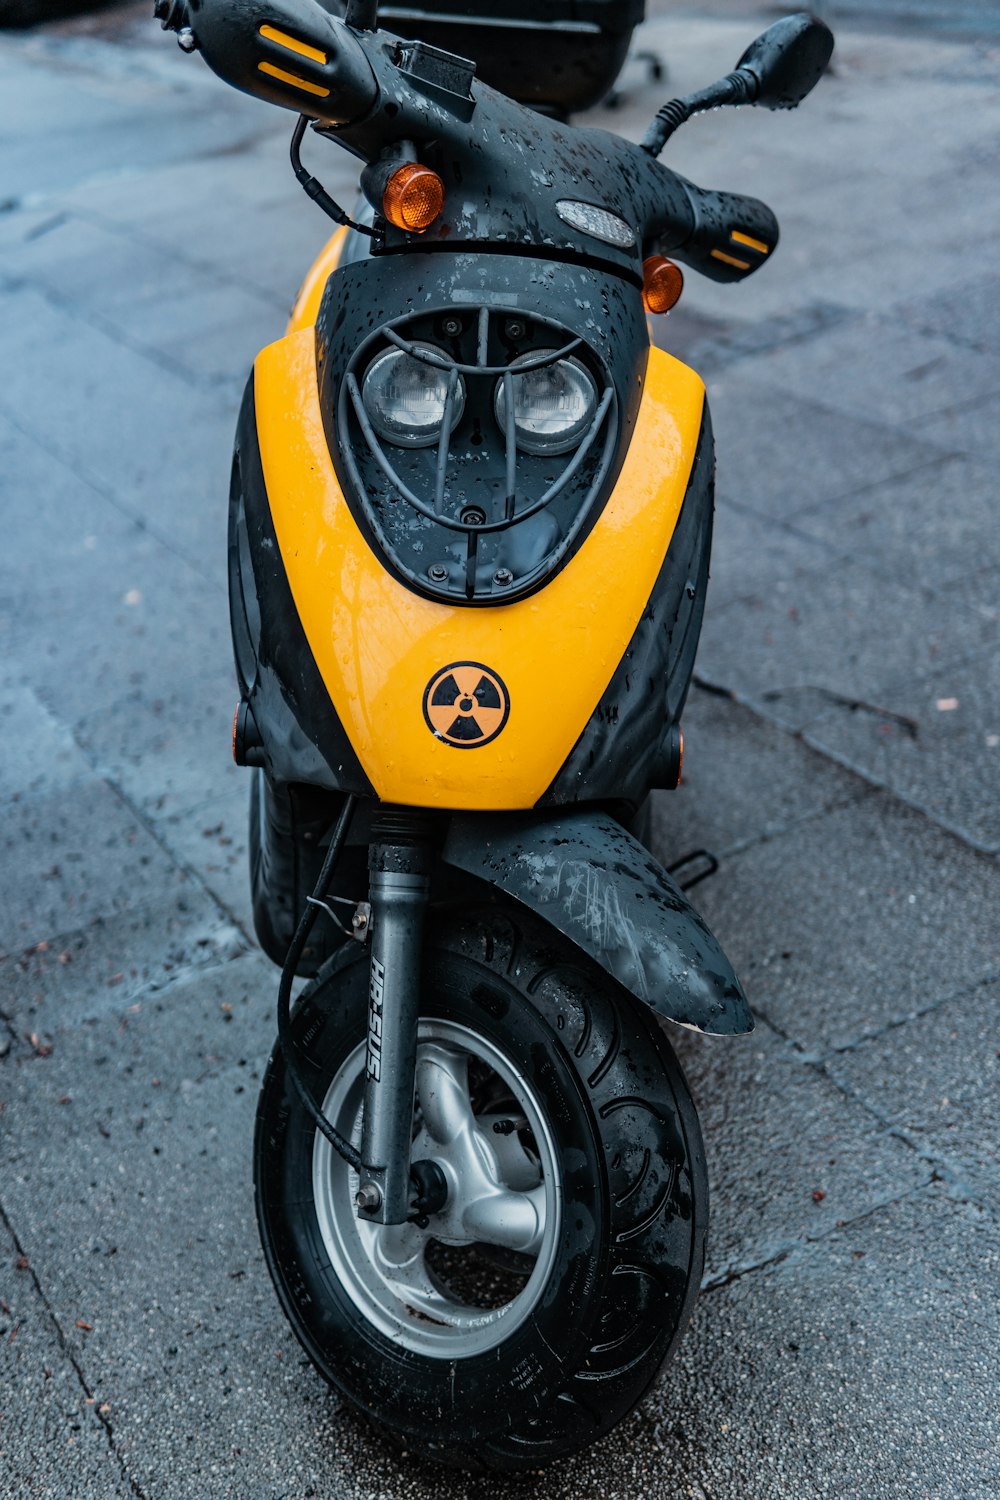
[672,184,780,284]
[156,0,378,125]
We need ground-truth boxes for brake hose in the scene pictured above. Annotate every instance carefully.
[275,792,363,1170]
[290,115,381,239]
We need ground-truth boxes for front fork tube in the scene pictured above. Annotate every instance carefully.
[357,840,431,1226]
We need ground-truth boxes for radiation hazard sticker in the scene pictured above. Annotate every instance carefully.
[422,662,511,749]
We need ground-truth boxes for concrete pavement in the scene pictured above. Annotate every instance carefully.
[1,3,998,1496]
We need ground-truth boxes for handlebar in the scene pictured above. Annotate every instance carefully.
[154,0,792,286]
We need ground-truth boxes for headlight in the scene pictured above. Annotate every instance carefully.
[361,343,465,449]
[494,351,599,456]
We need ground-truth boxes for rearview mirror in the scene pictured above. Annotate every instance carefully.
[736,12,834,110]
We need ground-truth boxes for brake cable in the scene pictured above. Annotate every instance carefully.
[290,115,382,240]
[276,792,363,1170]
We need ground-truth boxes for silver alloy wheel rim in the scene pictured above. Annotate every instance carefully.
[311,1018,562,1358]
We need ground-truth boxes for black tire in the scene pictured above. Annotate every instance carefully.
[254,902,707,1471]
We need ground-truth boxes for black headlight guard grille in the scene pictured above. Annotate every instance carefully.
[336,303,619,605]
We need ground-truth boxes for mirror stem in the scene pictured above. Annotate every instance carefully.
[641,69,757,158]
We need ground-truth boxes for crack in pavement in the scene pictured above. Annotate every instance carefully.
[798,969,1000,1063]
[700,1178,940,1294]
[0,267,242,395]
[690,674,1000,864]
[0,1197,152,1500]
[750,1008,1000,1229]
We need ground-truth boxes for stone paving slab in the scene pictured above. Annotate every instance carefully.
[0,685,95,806]
[635,1187,1000,1500]
[0,778,195,954]
[704,497,843,608]
[912,391,1000,467]
[794,451,1000,595]
[0,284,235,568]
[696,555,997,731]
[802,645,1000,852]
[1,5,998,1497]
[0,886,247,1035]
[0,412,153,596]
[669,1017,929,1276]
[707,369,951,520]
[0,26,265,204]
[891,271,1000,357]
[153,787,253,935]
[0,545,230,728]
[62,144,348,314]
[690,791,1000,1054]
[2,211,285,389]
[824,976,1000,1209]
[0,1217,137,1500]
[743,317,1000,431]
[71,666,243,823]
[650,686,869,862]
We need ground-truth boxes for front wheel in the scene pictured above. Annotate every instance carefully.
[254,905,707,1471]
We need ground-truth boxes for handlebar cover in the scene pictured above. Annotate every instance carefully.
[162,0,378,124]
[670,183,780,283]
[161,0,780,288]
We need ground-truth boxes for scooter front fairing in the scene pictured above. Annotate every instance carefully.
[234,267,708,810]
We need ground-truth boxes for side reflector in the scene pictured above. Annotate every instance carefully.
[642,256,684,315]
[677,726,685,786]
[258,24,327,65]
[383,164,445,233]
[257,60,330,98]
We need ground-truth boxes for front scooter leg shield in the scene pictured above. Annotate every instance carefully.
[443,808,753,1036]
[248,318,705,809]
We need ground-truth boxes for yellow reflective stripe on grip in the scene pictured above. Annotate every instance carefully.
[259,24,327,64]
[732,230,770,255]
[257,61,331,97]
[254,330,704,810]
[711,248,751,270]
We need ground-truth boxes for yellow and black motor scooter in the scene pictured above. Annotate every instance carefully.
[156,0,833,1469]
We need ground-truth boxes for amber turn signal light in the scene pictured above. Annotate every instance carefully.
[642,256,684,315]
[382,164,445,233]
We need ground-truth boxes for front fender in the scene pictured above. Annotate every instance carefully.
[443,810,752,1037]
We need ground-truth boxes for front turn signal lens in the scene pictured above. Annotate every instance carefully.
[642,256,684,315]
[383,164,445,233]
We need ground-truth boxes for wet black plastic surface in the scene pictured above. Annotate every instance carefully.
[542,407,714,806]
[316,251,649,606]
[443,806,752,1034]
[229,378,376,795]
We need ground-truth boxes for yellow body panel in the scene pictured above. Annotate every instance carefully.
[254,330,704,809]
[287,227,348,334]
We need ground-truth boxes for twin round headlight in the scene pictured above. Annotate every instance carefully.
[361,344,598,457]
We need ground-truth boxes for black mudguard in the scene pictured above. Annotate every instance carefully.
[443,809,752,1037]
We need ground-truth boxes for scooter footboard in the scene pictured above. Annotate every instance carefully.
[443,809,752,1036]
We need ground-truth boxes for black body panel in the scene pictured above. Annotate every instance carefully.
[315,251,650,606]
[443,806,752,1035]
[229,378,376,795]
[541,405,714,806]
